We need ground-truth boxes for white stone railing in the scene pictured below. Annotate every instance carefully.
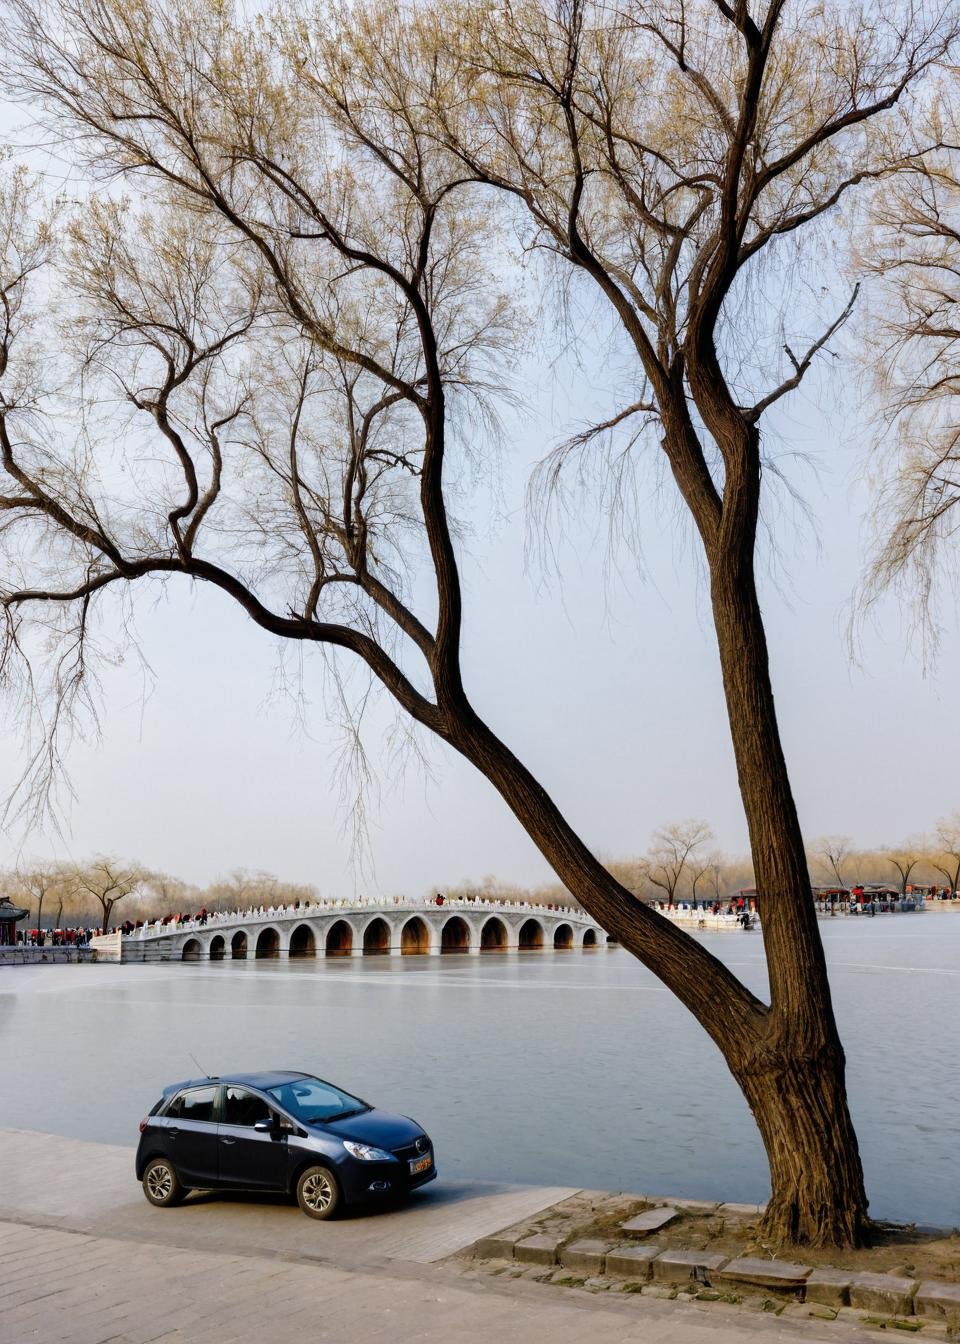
[131,894,592,940]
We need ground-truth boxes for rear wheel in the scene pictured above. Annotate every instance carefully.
[296,1165,340,1220]
[142,1158,185,1208]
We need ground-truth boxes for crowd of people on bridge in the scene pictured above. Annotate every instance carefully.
[127,892,586,937]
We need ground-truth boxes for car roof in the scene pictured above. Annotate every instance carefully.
[161,1071,311,1096]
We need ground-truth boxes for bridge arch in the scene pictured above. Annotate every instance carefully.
[182,937,202,962]
[518,917,544,950]
[363,917,391,956]
[209,934,226,961]
[289,923,316,958]
[255,926,281,959]
[325,919,353,957]
[231,930,248,959]
[580,926,598,948]
[440,914,470,954]
[401,916,430,955]
[553,922,573,950]
[480,916,507,952]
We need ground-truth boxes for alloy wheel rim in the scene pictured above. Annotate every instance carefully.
[302,1172,333,1212]
[147,1165,173,1200]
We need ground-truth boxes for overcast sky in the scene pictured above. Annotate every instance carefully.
[1,103,958,900]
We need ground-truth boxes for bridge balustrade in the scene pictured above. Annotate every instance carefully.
[128,894,606,963]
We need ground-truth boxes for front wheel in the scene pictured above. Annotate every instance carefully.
[142,1158,185,1208]
[296,1165,341,1220]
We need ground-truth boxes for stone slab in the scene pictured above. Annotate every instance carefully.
[559,1239,610,1274]
[621,1206,679,1236]
[604,1244,662,1280]
[916,1281,960,1319]
[717,1203,765,1218]
[848,1272,918,1316]
[667,1199,721,1215]
[718,1257,811,1292]
[474,1233,519,1260]
[653,1249,729,1283]
[804,1267,852,1307]
[514,1233,563,1266]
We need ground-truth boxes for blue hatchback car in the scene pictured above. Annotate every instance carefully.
[136,1071,436,1219]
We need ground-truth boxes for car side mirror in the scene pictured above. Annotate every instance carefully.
[253,1119,273,1133]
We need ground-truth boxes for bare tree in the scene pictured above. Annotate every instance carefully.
[138,872,199,920]
[884,842,925,893]
[412,0,957,1244]
[930,812,960,892]
[1,0,953,1246]
[70,858,145,933]
[856,100,960,643]
[645,819,713,903]
[809,836,854,889]
[9,862,64,929]
[201,871,317,914]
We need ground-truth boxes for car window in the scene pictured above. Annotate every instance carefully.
[222,1086,273,1128]
[178,1085,217,1123]
[267,1076,368,1124]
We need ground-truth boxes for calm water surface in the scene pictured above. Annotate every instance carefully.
[1,916,957,1225]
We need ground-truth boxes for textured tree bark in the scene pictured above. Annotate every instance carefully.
[706,542,869,1246]
[735,1035,868,1246]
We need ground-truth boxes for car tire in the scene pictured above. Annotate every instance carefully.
[142,1158,186,1208]
[296,1165,341,1220]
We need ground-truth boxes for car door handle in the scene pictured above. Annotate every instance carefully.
[220,1136,236,1144]
[168,1127,179,1137]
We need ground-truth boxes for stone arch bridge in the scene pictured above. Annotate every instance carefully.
[123,898,608,963]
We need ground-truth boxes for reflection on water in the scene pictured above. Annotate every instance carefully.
[0,917,957,1226]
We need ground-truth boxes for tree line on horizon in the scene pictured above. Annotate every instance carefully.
[448,810,960,907]
[8,808,958,932]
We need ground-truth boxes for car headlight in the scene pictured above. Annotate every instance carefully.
[342,1140,396,1162]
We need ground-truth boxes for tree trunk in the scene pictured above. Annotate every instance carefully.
[445,701,867,1245]
[708,548,869,1245]
[735,1034,867,1246]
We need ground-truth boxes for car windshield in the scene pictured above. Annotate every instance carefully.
[266,1076,369,1125]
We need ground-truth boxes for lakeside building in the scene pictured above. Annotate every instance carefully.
[0,898,28,946]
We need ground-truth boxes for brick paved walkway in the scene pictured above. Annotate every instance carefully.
[0,1218,882,1344]
[0,1130,879,1344]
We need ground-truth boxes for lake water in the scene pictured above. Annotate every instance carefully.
[1,915,957,1226]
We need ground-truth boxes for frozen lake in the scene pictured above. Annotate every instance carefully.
[1,915,957,1225]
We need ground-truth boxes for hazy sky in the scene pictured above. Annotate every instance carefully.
[1,104,958,899]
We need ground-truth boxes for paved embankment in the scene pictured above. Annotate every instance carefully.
[0,1129,889,1344]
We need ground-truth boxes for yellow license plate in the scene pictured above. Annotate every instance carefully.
[409,1154,432,1174]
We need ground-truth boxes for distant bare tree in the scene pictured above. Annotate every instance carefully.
[201,871,317,914]
[645,820,713,904]
[71,858,144,933]
[809,836,854,889]
[9,862,65,929]
[138,872,198,918]
[930,813,960,892]
[883,842,924,893]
